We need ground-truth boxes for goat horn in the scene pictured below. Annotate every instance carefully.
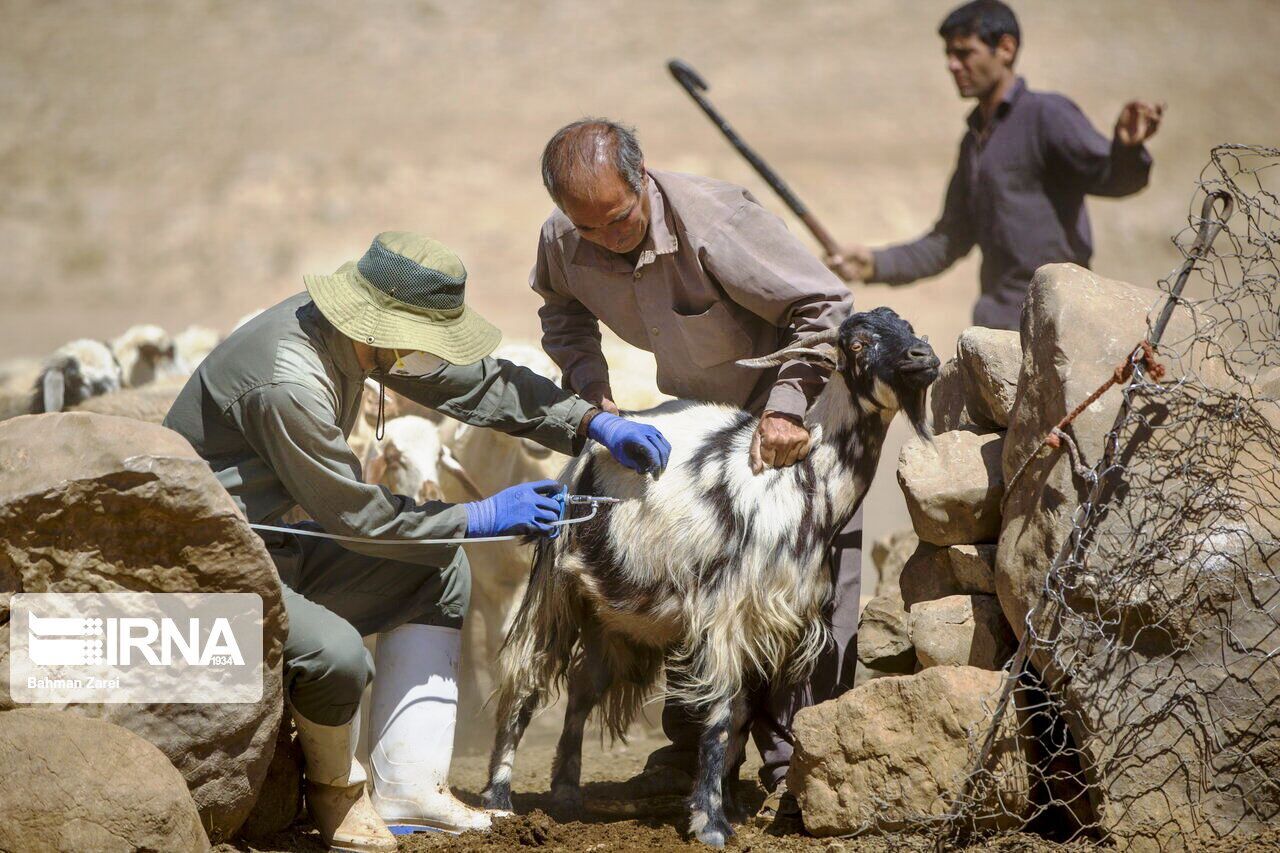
[736,329,840,370]
[791,329,841,349]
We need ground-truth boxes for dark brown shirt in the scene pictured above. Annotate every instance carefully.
[872,78,1153,330]
[531,170,852,417]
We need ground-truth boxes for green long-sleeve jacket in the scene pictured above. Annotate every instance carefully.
[164,293,593,567]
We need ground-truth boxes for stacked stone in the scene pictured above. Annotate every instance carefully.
[857,327,1021,678]
[855,528,917,678]
[788,326,1032,836]
[788,264,1280,846]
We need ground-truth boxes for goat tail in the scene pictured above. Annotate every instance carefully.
[490,533,578,725]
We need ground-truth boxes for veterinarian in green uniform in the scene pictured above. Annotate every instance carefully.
[165,232,670,851]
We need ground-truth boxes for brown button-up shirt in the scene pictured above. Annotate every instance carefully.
[530,170,852,417]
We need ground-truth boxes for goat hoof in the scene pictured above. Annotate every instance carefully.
[689,810,734,848]
[694,825,730,848]
[481,786,513,812]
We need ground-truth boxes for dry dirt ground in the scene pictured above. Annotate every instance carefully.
[213,728,1280,853]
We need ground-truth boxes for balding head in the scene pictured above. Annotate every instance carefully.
[541,118,652,256]
[541,118,645,206]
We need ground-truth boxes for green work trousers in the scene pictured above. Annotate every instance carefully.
[261,524,471,726]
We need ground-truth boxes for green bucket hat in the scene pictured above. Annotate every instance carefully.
[304,231,501,364]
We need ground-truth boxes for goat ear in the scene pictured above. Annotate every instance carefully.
[737,344,838,371]
[41,370,65,413]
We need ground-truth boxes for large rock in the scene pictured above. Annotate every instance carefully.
[956,327,1020,428]
[0,413,287,841]
[908,594,1016,670]
[997,265,1159,635]
[997,264,1280,847]
[856,592,916,674]
[898,429,1004,546]
[789,666,1030,836]
[900,543,997,609]
[0,709,208,852]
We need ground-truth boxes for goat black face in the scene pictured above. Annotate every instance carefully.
[734,306,939,437]
[838,307,939,438]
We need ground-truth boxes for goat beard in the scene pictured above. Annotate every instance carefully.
[900,386,932,441]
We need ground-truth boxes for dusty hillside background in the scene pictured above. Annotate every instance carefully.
[3,0,1278,545]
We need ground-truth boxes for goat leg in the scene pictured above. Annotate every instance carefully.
[719,697,753,824]
[549,630,610,814]
[482,687,540,812]
[686,692,746,848]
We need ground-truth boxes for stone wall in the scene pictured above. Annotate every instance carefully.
[792,264,1280,848]
[793,324,1030,836]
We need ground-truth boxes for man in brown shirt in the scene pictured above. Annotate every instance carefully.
[530,118,859,818]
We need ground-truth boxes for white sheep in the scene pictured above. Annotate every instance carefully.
[362,415,450,504]
[111,324,181,388]
[69,377,187,424]
[351,340,659,752]
[173,325,221,375]
[31,339,124,414]
[434,341,571,749]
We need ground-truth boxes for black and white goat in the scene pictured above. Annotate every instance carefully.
[482,308,939,846]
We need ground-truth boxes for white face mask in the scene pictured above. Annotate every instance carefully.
[389,350,448,378]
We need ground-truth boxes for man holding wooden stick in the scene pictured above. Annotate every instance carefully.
[825,0,1163,330]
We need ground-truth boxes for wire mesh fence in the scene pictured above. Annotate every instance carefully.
[940,145,1280,849]
[830,146,1279,851]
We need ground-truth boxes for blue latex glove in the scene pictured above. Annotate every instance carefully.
[464,480,567,538]
[587,412,672,476]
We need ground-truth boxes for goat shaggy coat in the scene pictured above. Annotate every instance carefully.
[485,308,939,847]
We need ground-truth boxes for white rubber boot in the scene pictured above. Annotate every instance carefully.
[292,705,397,853]
[369,623,504,835]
